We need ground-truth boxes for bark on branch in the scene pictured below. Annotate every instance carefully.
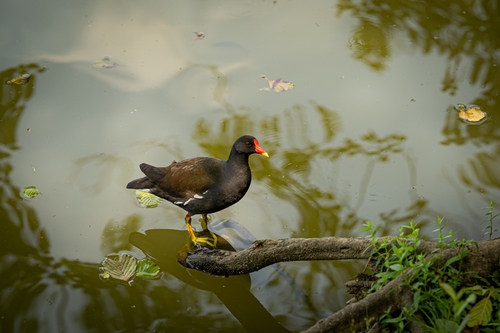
[184,236,438,276]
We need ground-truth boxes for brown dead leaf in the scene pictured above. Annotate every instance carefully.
[262,75,294,92]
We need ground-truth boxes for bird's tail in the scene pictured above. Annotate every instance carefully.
[126,177,154,189]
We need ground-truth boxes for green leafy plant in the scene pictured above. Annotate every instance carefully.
[468,290,492,327]
[482,201,499,240]
[361,213,500,332]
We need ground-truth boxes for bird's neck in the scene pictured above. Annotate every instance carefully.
[224,149,252,187]
[226,149,250,170]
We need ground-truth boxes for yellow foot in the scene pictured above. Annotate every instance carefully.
[185,214,218,248]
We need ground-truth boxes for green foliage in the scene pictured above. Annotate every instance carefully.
[361,209,500,332]
[468,293,492,327]
[482,201,499,240]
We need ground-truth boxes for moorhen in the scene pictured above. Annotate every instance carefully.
[126,135,269,245]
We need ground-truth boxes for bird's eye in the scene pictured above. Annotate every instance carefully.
[246,141,252,147]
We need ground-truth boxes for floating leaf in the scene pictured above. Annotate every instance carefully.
[93,56,119,69]
[193,31,205,40]
[136,259,160,279]
[135,190,162,208]
[6,73,31,85]
[467,295,492,327]
[262,75,294,92]
[456,104,488,124]
[100,253,137,286]
[22,186,40,198]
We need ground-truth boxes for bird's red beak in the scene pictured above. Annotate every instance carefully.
[254,139,269,157]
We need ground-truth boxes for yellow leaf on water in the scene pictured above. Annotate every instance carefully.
[456,104,487,124]
[100,253,137,287]
[458,107,486,122]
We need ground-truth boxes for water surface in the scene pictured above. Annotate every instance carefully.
[1,0,499,332]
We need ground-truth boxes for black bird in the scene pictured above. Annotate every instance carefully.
[127,135,269,244]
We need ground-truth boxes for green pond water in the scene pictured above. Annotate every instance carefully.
[1,0,499,332]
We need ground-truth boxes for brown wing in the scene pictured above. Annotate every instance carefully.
[140,157,224,198]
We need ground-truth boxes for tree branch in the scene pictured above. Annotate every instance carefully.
[183,236,439,276]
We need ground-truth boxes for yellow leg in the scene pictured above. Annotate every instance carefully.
[184,214,218,248]
[185,215,197,241]
[200,214,209,230]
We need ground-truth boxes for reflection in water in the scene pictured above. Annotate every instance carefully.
[347,21,391,71]
[0,63,49,257]
[174,61,233,109]
[338,0,500,240]
[130,228,292,333]
[0,63,46,151]
[338,0,500,148]
[70,153,132,194]
[458,146,500,196]
[100,214,143,255]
